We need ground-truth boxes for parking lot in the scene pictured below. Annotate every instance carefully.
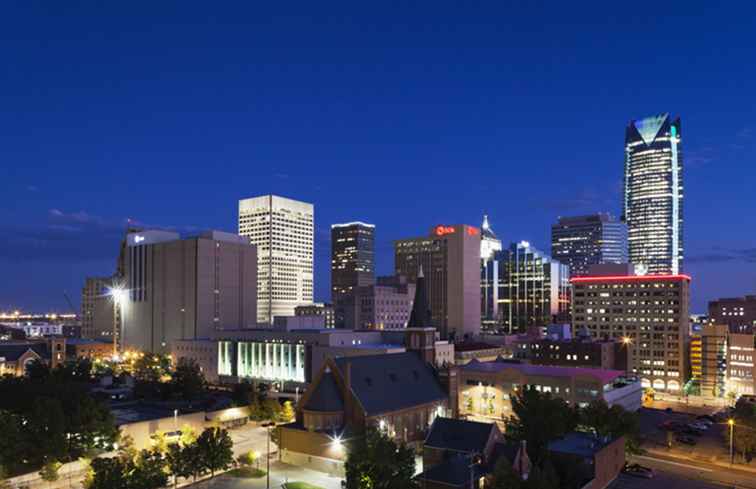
[609,472,723,489]
[638,407,729,461]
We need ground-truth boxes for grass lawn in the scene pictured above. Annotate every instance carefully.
[284,482,326,489]
[227,467,267,478]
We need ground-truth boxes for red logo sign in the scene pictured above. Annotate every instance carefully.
[435,225,456,236]
[466,227,479,236]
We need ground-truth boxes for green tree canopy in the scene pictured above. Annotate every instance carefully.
[196,427,234,478]
[345,428,416,489]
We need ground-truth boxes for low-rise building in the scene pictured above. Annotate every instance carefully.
[548,432,625,489]
[513,337,627,371]
[66,338,113,360]
[279,351,449,475]
[341,275,415,330]
[454,359,641,424]
[727,329,755,396]
[295,303,335,329]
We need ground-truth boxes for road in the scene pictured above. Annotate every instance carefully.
[615,453,756,489]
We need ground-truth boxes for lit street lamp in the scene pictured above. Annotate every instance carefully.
[729,418,735,465]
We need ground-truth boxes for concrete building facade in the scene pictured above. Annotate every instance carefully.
[238,195,314,324]
[708,295,756,331]
[341,275,415,330]
[122,230,257,353]
[395,224,481,340]
[571,269,690,392]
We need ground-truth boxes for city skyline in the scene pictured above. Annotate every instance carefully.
[2,3,756,314]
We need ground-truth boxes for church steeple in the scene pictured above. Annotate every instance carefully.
[408,265,432,328]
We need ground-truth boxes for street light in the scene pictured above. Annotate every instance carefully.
[262,421,276,489]
[729,418,735,465]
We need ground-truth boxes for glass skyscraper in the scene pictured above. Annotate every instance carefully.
[551,213,627,277]
[623,113,683,275]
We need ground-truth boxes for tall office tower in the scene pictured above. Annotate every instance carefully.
[122,230,257,353]
[551,213,627,277]
[494,241,571,334]
[331,222,375,327]
[238,195,314,324]
[623,113,684,275]
[571,265,690,392]
[480,215,502,330]
[340,275,415,330]
[395,224,481,340]
[81,276,118,342]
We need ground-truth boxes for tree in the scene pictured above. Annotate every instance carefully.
[345,428,416,489]
[25,359,51,381]
[131,449,168,489]
[150,431,169,455]
[88,457,129,489]
[196,427,234,478]
[237,450,259,468]
[489,457,522,489]
[280,400,295,422]
[182,443,207,482]
[166,444,193,489]
[180,424,198,446]
[171,358,206,401]
[578,400,640,453]
[132,353,171,383]
[506,387,577,464]
[38,460,62,487]
[231,381,255,406]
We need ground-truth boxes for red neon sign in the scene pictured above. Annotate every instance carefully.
[435,225,456,236]
[466,227,479,236]
[570,274,692,283]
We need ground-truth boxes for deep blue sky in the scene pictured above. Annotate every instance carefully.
[2,2,755,314]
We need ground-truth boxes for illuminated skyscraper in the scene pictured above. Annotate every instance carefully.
[331,222,375,326]
[623,113,683,275]
[551,213,627,277]
[238,195,314,324]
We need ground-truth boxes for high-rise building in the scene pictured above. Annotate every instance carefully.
[700,324,728,397]
[238,195,314,324]
[122,230,257,353]
[708,295,756,331]
[480,215,503,329]
[331,222,375,327]
[81,276,119,343]
[623,113,684,275]
[486,241,570,334]
[571,266,690,392]
[551,213,627,277]
[395,225,481,340]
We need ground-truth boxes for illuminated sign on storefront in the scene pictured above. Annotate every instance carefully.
[434,225,456,236]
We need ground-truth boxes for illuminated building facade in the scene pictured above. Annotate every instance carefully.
[727,330,755,396]
[623,113,683,275]
[340,275,415,330]
[700,324,728,397]
[571,271,690,392]
[331,222,375,327]
[81,276,119,343]
[483,241,570,334]
[238,195,314,324]
[395,225,481,340]
[551,213,627,277]
[708,295,756,331]
[122,230,258,353]
[480,215,502,329]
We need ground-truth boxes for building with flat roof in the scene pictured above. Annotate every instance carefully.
[454,359,641,424]
[331,222,375,327]
[571,269,690,392]
[513,337,627,371]
[708,295,756,331]
[81,275,119,342]
[482,241,570,334]
[395,225,481,340]
[122,230,257,353]
[340,275,415,330]
[551,213,627,277]
[238,195,314,324]
[295,303,335,328]
[623,113,684,275]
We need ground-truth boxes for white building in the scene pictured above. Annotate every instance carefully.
[238,195,314,324]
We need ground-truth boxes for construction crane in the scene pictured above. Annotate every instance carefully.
[63,291,77,316]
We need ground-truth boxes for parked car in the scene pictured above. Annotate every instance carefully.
[697,415,716,424]
[665,407,674,413]
[690,422,710,431]
[676,435,697,445]
[623,463,655,479]
[679,426,704,436]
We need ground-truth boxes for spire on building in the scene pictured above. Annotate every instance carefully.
[408,265,432,328]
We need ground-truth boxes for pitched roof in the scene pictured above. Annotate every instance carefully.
[408,267,432,328]
[303,372,345,412]
[0,342,48,361]
[333,352,446,416]
[425,417,497,453]
[416,455,486,488]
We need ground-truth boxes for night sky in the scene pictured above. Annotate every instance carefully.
[2,2,755,313]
